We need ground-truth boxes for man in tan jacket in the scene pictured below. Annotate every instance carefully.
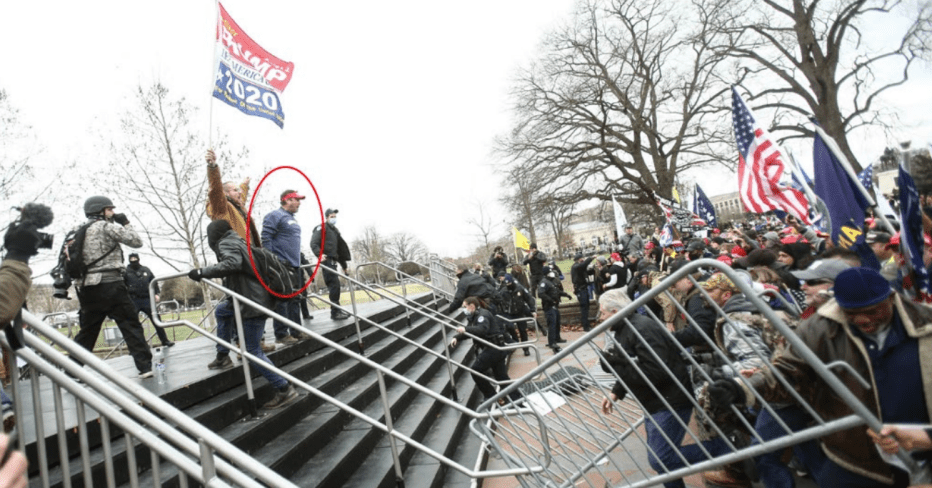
[205,149,261,247]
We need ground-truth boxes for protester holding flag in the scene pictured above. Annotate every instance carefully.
[205,150,262,247]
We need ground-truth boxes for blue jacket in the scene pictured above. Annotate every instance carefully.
[261,208,302,267]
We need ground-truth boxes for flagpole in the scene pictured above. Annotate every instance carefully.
[207,0,220,150]
[513,227,519,264]
[810,122,897,235]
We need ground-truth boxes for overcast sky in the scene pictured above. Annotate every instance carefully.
[2,1,930,268]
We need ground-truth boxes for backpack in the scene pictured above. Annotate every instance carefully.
[247,246,302,298]
[62,221,118,280]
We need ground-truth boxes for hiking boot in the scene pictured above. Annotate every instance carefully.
[332,310,352,320]
[138,370,154,379]
[276,335,298,346]
[207,355,233,370]
[292,331,311,341]
[702,469,751,488]
[260,340,276,353]
[263,385,298,409]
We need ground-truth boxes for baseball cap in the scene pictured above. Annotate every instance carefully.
[280,190,306,202]
[791,259,853,282]
[832,267,893,309]
[763,231,780,243]
[700,273,738,292]
[325,208,339,216]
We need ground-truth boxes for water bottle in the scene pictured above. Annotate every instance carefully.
[155,347,167,385]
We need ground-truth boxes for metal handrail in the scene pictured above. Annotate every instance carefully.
[148,271,550,479]
[15,309,299,488]
[355,261,450,299]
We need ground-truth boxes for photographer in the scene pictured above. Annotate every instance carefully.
[487,246,509,277]
[71,196,153,379]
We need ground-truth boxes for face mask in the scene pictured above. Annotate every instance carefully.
[548,272,556,279]
[328,218,337,226]
[463,308,474,316]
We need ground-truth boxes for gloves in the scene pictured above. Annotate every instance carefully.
[112,213,130,226]
[707,379,746,415]
[3,223,41,263]
[188,268,203,282]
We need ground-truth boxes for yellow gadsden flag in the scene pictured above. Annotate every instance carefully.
[513,227,530,250]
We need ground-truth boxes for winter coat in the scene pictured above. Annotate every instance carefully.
[206,163,261,246]
[746,294,932,484]
[200,230,276,319]
[522,250,548,278]
[124,263,159,299]
[79,219,142,287]
[498,282,535,316]
[0,259,31,324]
[310,222,351,269]
[455,308,505,344]
[448,272,494,312]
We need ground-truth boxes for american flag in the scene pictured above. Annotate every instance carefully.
[732,88,810,224]
[858,163,873,190]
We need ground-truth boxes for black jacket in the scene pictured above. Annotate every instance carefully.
[606,314,692,413]
[498,282,535,316]
[455,308,504,340]
[310,223,352,269]
[539,277,571,311]
[448,272,494,312]
[201,230,276,319]
[522,250,548,278]
[672,292,717,348]
[124,264,158,299]
[571,257,595,292]
[600,263,628,291]
[487,253,509,276]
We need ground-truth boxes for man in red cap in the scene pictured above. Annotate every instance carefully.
[262,190,308,345]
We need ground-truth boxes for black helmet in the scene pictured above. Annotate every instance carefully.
[84,196,115,216]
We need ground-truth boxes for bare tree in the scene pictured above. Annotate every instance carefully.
[465,200,499,256]
[105,83,247,271]
[499,165,543,244]
[538,196,576,257]
[498,0,739,210]
[717,0,932,172]
[350,225,388,282]
[384,232,428,264]
[0,89,40,200]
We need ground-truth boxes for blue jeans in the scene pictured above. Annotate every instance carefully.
[272,299,299,339]
[214,301,287,389]
[575,291,590,331]
[645,407,729,488]
[751,406,821,488]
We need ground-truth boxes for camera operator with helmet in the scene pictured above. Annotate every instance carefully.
[71,196,153,379]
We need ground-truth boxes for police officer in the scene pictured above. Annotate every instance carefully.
[497,274,536,356]
[124,253,173,347]
[310,208,352,320]
[522,243,548,297]
[539,266,572,352]
[73,196,153,379]
[571,253,596,331]
[447,263,495,314]
[449,296,520,404]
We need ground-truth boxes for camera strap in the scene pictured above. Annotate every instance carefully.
[6,309,26,351]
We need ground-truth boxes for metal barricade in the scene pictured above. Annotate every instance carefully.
[428,254,457,299]
[470,259,925,487]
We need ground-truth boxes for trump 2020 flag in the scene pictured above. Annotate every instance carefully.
[897,164,932,302]
[812,130,872,247]
[693,184,717,229]
[659,223,674,248]
[214,3,294,128]
[732,88,810,225]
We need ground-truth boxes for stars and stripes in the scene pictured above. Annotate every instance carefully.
[732,88,810,224]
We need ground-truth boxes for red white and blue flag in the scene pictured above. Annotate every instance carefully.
[731,88,810,224]
[213,3,294,128]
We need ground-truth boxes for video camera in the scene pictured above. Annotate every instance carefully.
[9,203,55,250]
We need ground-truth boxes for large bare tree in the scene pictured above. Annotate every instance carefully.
[106,83,247,272]
[498,0,738,210]
[384,232,428,264]
[717,0,932,172]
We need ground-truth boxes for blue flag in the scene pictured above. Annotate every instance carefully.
[858,163,874,191]
[693,184,717,229]
[897,164,932,301]
[812,130,879,269]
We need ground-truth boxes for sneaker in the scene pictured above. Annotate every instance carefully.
[523,348,531,356]
[263,385,298,409]
[702,469,751,488]
[207,356,233,370]
[331,310,352,320]
[276,336,298,346]
[138,370,154,379]
[292,331,311,341]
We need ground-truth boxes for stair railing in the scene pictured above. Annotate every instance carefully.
[146,272,553,481]
[9,309,300,488]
